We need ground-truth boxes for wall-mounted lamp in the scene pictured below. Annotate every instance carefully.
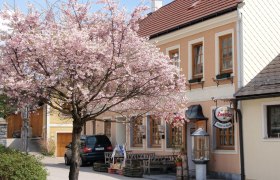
[158,125,165,139]
[139,125,146,139]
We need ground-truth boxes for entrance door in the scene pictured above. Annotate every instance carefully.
[30,108,43,137]
[57,133,72,157]
[7,113,22,138]
[187,122,196,176]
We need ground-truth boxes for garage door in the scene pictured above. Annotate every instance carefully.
[57,133,72,157]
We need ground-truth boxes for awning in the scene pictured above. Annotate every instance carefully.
[185,104,208,121]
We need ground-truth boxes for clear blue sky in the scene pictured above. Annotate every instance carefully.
[0,0,173,12]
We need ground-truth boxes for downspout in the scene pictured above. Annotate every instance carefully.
[237,104,245,180]
[237,3,244,89]
[236,2,245,180]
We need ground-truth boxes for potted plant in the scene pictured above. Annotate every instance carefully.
[175,155,183,167]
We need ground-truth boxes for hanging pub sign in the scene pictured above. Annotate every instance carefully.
[214,106,233,129]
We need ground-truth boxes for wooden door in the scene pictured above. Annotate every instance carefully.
[7,113,22,138]
[30,108,43,137]
[57,133,72,157]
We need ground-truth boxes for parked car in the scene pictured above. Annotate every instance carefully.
[12,131,21,138]
[64,135,113,166]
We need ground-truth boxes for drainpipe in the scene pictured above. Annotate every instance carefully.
[234,99,245,180]
[237,106,245,180]
[236,2,246,180]
[237,2,244,89]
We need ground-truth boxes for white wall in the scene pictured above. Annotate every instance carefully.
[241,0,280,85]
[241,97,280,180]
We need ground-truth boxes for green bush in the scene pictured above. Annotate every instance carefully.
[0,145,47,180]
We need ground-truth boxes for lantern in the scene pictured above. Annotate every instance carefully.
[191,128,209,180]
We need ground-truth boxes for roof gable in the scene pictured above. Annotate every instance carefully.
[139,0,241,38]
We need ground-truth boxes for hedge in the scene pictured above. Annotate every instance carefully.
[0,145,48,180]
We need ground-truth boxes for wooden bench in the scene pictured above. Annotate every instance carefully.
[143,155,176,175]
[104,152,113,164]
[104,151,124,165]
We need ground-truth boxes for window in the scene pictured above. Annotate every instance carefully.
[219,34,233,73]
[267,105,280,138]
[149,115,161,148]
[216,127,234,150]
[192,43,203,78]
[167,124,183,148]
[169,49,180,68]
[131,116,143,147]
[104,120,111,138]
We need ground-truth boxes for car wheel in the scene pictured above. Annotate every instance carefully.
[64,156,70,165]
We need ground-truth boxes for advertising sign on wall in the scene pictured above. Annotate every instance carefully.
[213,106,233,129]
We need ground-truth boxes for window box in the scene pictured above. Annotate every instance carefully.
[188,77,202,84]
[216,73,231,80]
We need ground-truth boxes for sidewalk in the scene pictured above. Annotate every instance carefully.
[143,174,176,180]
[42,156,178,180]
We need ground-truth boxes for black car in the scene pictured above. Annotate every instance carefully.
[64,135,113,166]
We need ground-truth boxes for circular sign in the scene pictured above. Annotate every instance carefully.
[215,106,233,122]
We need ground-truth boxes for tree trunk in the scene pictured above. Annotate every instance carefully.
[69,119,83,180]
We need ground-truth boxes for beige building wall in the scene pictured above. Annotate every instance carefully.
[156,20,240,175]
[159,22,238,89]
[49,108,72,125]
[241,97,280,180]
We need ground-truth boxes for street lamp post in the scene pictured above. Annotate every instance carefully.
[191,128,210,180]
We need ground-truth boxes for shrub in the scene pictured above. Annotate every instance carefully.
[0,145,47,180]
[40,138,56,156]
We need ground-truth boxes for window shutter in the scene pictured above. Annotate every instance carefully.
[166,123,170,148]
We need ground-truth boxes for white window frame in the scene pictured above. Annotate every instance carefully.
[215,29,235,76]
[262,101,280,141]
[188,37,205,81]
[166,45,180,70]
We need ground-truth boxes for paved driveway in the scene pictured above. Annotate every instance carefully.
[42,157,176,180]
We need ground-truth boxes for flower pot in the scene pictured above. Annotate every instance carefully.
[108,168,117,174]
[176,162,182,167]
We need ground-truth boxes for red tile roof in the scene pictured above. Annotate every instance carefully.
[139,0,241,38]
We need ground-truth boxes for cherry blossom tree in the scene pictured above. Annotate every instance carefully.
[0,0,188,179]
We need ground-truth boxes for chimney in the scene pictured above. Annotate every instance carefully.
[151,0,163,12]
